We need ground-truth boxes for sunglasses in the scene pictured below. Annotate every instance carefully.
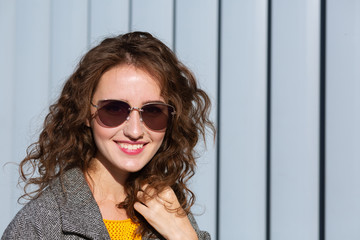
[91,99,176,131]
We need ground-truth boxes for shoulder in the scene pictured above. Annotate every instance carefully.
[2,168,107,240]
[187,213,211,240]
[1,187,62,239]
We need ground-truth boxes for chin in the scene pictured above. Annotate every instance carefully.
[121,164,148,173]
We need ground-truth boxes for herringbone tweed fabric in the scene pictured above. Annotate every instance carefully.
[1,168,210,240]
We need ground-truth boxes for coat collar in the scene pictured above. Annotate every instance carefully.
[50,168,110,239]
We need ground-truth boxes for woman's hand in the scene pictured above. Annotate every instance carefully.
[134,186,198,240]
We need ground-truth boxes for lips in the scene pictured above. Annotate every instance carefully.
[116,142,147,155]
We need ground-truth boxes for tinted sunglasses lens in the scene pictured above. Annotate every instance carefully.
[97,100,129,127]
[142,104,172,131]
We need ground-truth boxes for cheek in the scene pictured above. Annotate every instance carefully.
[151,132,166,150]
[91,121,113,144]
[153,131,165,141]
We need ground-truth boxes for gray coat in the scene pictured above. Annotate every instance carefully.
[1,168,210,240]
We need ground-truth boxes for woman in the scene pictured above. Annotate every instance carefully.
[2,31,214,240]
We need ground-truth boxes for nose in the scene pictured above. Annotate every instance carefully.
[123,109,144,140]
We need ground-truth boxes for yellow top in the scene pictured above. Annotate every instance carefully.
[103,219,141,240]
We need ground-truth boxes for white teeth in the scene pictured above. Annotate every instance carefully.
[119,143,144,150]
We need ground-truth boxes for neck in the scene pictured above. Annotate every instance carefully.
[85,157,129,203]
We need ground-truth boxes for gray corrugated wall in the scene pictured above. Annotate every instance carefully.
[1,0,359,239]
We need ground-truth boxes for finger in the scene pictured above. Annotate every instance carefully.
[134,202,149,217]
[137,189,144,198]
[156,187,181,210]
[140,184,156,198]
[138,185,182,213]
[157,187,177,202]
[139,183,150,192]
[138,185,162,206]
[136,191,148,207]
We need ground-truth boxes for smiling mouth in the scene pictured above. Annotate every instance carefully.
[119,143,144,150]
[116,142,147,155]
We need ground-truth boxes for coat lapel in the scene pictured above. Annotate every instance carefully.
[50,168,110,240]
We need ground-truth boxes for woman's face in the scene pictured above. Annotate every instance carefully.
[90,64,166,177]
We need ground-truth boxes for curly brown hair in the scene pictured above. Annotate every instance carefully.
[19,31,215,237]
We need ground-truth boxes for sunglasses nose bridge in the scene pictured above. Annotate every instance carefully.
[126,107,144,122]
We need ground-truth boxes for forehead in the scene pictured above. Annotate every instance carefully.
[93,65,164,103]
